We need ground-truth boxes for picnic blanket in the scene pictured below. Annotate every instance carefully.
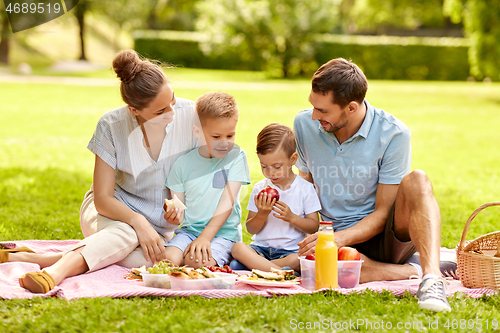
[0,240,497,300]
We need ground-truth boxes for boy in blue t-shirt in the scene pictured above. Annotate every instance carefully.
[163,92,251,269]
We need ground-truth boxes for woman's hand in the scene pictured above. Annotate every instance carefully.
[164,208,184,225]
[93,156,166,263]
[298,232,318,257]
[133,215,167,263]
[184,236,212,265]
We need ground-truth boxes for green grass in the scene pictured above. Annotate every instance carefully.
[1,70,500,332]
[1,292,500,332]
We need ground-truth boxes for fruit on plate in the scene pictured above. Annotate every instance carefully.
[338,246,360,261]
[164,194,187,211]
[338,271,358,288]
[258,186,280,202]
[204,265,233,274]
[305,253,316,261]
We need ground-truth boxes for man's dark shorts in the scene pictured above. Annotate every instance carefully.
[351,203,416,264]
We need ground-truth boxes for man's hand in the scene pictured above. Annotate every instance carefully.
[184,236,212,264]
[164,208,184,225]
[133,216,167,263]
[298,232,318,256]
[298,230,349,257]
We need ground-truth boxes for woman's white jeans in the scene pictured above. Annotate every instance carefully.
[75,190,170,271]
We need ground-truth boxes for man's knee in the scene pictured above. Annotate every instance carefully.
[401,169,434,198]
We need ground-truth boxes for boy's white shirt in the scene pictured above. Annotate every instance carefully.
[247,176,321,251]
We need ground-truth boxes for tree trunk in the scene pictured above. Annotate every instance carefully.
[0,12,10,64]
[147,0,159,30]
[75,0,87,61]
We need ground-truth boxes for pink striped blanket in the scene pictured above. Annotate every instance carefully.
[0,240,497,300]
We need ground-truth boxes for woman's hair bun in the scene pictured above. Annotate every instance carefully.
[113,50,144,84]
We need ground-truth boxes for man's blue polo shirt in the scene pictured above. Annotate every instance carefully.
[293,100,411,231]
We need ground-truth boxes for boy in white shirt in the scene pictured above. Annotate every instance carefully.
[231,123,321,272]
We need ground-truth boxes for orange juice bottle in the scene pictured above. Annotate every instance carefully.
[315,221,338,289]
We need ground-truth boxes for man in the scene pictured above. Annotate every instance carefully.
[294,58,451,312]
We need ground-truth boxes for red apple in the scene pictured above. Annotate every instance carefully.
[338,271,359,288]
[258,186,280,202]
[305,253,315,261]
[338,246,360,261]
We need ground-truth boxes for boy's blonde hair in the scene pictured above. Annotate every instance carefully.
[256,123,296,158]
[195,92,238,125]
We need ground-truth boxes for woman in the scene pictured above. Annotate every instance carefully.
[1,50,198,293]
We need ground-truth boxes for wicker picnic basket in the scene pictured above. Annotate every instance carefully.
[456,201,500,289]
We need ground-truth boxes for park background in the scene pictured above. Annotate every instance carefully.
[1,0,500,332]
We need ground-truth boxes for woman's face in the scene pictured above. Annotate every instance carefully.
[130,84,177,125]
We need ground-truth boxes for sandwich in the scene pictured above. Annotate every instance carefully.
[165,194,187,211]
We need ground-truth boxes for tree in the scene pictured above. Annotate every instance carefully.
[93,0,152,31]
[0,1,11,64]
[444,0,500,80]
[152,0,200,31]
[196,0,341,78]
[343,0,447,34]
[74,0,154,60]
[75,0,89,60]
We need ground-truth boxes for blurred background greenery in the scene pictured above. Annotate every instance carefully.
[0,0,499,81]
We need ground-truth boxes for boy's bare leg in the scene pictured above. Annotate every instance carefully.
[231,242,281,271]
[271,253,300,271]
[8,252,64,268]
[164,246,185,267]
[184,255,217,269]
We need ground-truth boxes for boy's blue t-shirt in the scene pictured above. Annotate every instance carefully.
[166,145,251,242]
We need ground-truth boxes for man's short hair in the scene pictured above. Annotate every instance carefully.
[312,58,368,108]
[256,123,296,158]
[195,92,238,125]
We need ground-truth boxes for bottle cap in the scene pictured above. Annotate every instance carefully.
[319,221,333,225]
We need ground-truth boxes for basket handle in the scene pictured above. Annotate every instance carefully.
[458,201,500,251]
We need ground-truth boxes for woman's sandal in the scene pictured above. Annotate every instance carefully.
[19,270,55,294]
[0,246,36,263]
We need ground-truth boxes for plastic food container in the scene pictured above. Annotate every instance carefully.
[299,257,364,290]
[299,256,316,291]
[170,272,237,290]
[337,260,363,288]
[141,272,171,289]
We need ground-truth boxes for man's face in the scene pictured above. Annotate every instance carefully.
[308,90,348,134]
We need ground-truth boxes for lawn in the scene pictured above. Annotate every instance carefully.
[1,69,500,332]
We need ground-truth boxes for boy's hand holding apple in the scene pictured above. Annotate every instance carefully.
[254,186,279,216]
